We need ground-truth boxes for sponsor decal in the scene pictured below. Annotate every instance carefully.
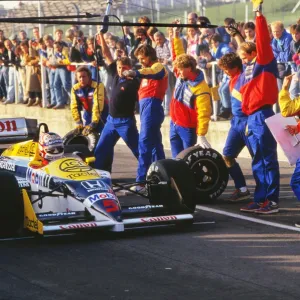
[18,181,31,188]
[59,159,92,173]
[103,199,120,213]
[17,143,36,157]
[141,216,177,223]
[0,119,17,132]
[87,192,117,204]
[186,151,218,164]
[39,212,76,218]
[26,169,51,187]
[66,170,98,179]
[0,159,15,171]
[209,180,227,199]
[24,216,38,230]
[81,180,110,192]
[59,222,97,230]
[128,205,164,210]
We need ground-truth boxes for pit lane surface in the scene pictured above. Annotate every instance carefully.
[1,145,300,300]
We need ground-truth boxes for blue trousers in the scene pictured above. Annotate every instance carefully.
[94,115,139,171]
[291,159,300,200]
[247,108,280,203]
[170,121,197,158]
[223,116,252,189]
[218,75,231,111]
[136,98,165,182]
[53,67,71,105]
[83,102,108,132]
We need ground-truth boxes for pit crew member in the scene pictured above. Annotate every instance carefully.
[71,66,108,136]
[279,74,300,226]
[123,45,168,191]
[218,53,251,201]
[169,26,211,158]
[232,0,280,214]
[93,32,140,172]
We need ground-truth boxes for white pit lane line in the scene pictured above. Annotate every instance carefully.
[196,205,300,233]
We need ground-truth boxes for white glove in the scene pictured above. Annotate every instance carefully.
[196,136,211,149]
[122,70,136,78]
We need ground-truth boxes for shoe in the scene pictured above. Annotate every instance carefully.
[26,98,35,107]
[217,110,231,119]
[3,100,13,105]
[255,200,279,214]
[53,104,65,109]
[23,98,29,105]
[33,98,42,106]
[129,184,148,195]
[46,104,56,109]
[295,221,300,228]
[240,201,263,212]
[228,189,250,202]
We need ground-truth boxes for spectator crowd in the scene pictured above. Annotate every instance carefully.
[0,14,298,115]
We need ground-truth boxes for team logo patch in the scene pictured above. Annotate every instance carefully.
[59,159,92,173]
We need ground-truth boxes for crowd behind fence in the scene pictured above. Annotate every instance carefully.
[0,11,299,120]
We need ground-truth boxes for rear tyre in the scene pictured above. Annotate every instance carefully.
[0,171,24,237]
[63,129,99,152]
[176,146,228,202]
[146,159,196,214]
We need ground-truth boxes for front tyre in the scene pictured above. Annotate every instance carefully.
[146,159,196,214]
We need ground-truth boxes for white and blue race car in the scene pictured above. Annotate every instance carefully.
[0,118,197,238]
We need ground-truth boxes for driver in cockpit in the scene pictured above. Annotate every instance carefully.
[29,132,64,168]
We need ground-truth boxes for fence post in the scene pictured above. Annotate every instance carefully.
[38,0,47,107]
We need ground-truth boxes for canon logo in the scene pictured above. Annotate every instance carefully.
[141,216,177,223]
[59,222,97,230]
[0,120,17,132]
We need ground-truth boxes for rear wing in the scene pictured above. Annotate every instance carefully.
[0,118,38,150]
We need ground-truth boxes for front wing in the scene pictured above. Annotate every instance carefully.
[22,190,193,235]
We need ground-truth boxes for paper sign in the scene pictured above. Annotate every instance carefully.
[265,113,300,165]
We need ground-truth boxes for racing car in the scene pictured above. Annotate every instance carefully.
[0,118,197,238]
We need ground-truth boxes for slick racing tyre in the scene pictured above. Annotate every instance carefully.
[146,159,196,214]
[64,144,93,160]
[177,146,228,202]
[63,129,99,152]
[0,171,24,237]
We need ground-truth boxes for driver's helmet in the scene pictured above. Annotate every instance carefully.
[38,132,64,161]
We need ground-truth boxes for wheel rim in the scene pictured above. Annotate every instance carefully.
[190,158,220,192]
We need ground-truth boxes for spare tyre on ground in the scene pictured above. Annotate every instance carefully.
[176,146,228,202]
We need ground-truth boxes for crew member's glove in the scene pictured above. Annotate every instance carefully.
[122,70,136,78]
[227,23,244,40]
[82,125,93,136]
[196,136,211,149]
[252,0,263,12]
[74,124,83,135]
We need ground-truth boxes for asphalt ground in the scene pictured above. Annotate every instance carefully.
[1,145,300,300]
